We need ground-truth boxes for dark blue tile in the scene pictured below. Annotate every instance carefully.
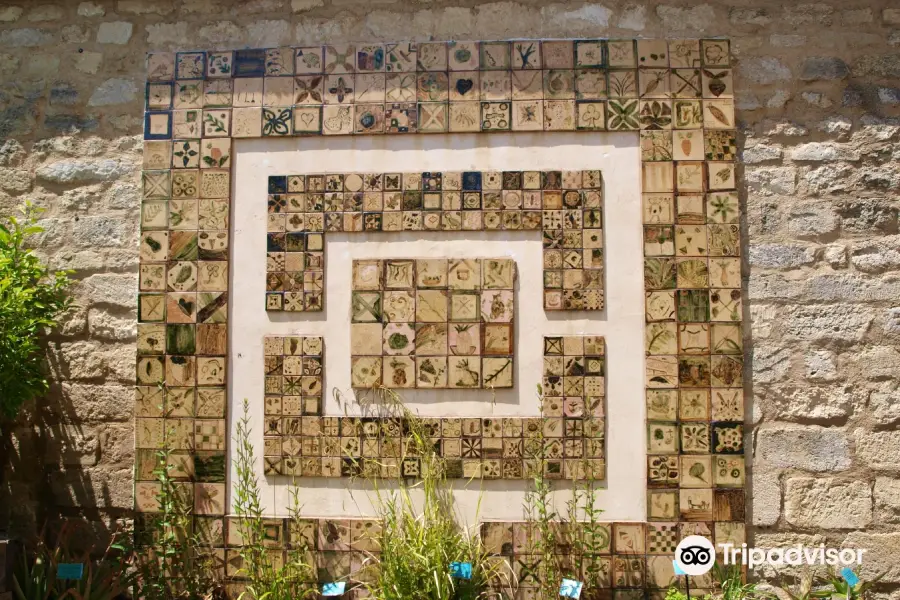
[462,171,481,191]
[268,176,287,194]
[234,49,267,78]
[267,232,286,252]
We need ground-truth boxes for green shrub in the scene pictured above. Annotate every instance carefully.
[12,521,135,600]
[0,202,71,419]
[131,441,224,600]
[233,399,317,600]
[352,387,505,600]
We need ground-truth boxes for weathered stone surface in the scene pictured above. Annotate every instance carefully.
[0,28,53,47]
[35,159,132,183]
[75,50,102,74]
[0,6,24,22]
[71,215,131,248]
[852,54,900,78]
[842,532,900,582]
[851,236,900,273]
[50,383,134,422]
[44,424,100,466]
[145,22,189,45]
[76,273,138,308]
[749,243,815,269]
[741,142,783,163]
[874,478,900,524]
[761,385,857,423]
[739,56,791,84]
[804,350,839,382]
[745,166,796,195]
[885,9,900,25]
[116,0,174,15]
[87,308,136,341]
[855,430,900,471]
[0,167,32,193]
[800,57,850,80]
[753,345,791,383]
[49,465,133,508]
[96,21,133,44]
[88,78,137,106]
[770,34,805,47]
[246,19,290,46]
[786,202,839,237]
[756,426,851,472]
[655,4,715,30]
[28,5,65,21]
[824,244,848,267]
[77,2,105,17]
[783,304,874,342]
[291,0,324,11]
[784,3,834,26]
[789,142,860,161]
[784,478,872,529]
[751,471,782,526]
[616,4,645,30]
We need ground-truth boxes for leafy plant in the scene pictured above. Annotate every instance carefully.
[12,521,135,600]
[711,563,764,600]
[823,567,882,600]
[0,202,71,419]
[665,587,689,600]
[233,399,316,600]
[353,387,506,600]
[131,420,223,600]
[522,384,605,597]
[769,567,830,600]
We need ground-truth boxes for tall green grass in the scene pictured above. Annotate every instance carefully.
[349,387,508,599]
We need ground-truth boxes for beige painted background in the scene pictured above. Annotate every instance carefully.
[229,133,645,522]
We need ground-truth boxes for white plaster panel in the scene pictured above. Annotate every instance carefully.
[230,133,645,523]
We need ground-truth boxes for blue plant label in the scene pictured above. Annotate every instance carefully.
[673,559,687,576]
[57,563,84,580]
[321,582,346,596]
[559,578,583,599]
[450,561,472,579]
[841,567,859,587]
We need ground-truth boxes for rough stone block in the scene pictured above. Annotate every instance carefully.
[756,426,851,472]
[97,21,133,44]
[874,478,900,523]
[842,532,900,582]
[784,477,872,529]
[855,430,900,471]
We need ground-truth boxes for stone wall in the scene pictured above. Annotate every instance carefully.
[0,0,898,584]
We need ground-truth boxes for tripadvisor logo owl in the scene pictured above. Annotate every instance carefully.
[674,536,716,576]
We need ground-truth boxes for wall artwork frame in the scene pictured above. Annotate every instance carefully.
[138,38,742,595]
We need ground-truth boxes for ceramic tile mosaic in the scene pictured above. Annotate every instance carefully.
[350,257,515,390]
[262,335,325,476]
[140,38,743,593]
[203,517,720,595]
[265,170,605,312]
[260,334,604,480]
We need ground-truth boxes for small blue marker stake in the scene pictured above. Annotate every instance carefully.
[57,563,84,580]
[450,562,472,579]
[322,582,346,596]
[560,578,583,599]
[673,560,687,576]
[841,567,859,588]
